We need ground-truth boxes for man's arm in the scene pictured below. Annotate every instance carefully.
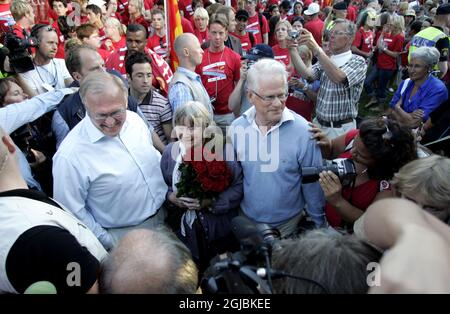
[228,62,248,116]
[52,110,70,149]
[363,198,450,293]
[168,82,194,113]
[0,88,75,134]
[162,122,174,143]
[297,28,349,84]
[53,155,113,250]
[301,136,326,227]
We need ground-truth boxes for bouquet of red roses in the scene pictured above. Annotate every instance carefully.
[176,146,232,202]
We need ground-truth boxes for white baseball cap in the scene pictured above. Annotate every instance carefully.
[304,3,320,16]
[87,0,106,8]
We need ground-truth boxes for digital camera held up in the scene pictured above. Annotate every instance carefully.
[288,30,300,40]
[301,158,357,187]
[4,30,37,73]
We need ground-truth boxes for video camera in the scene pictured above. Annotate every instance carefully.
[201,216,282,294]
[301,158,357,187]
[4,29,37,73]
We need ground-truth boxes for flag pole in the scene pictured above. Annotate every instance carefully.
[164,0,170,62]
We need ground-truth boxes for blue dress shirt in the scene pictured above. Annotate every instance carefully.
[229,107,326,227]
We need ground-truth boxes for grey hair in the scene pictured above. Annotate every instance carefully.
[247,58,288,92]
[332,18,357,37]
[99,227,199,294]
[79,72,128,108]
[272,229,381,294]
[391,155,450,215]
[410,46,440,69]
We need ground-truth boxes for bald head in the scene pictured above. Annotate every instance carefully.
[99,228,198,294]
[174,33,198,58]
[173,33,204,69]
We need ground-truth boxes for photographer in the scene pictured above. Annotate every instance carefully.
[0,78,76,191]
[289,19,367,139]
[228,43,275,117]
[20,24,73,95]
[310,116,417,228]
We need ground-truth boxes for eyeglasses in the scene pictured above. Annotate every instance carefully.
[252,90,288,103]
[90,108,126,121]
[330,30,350,37]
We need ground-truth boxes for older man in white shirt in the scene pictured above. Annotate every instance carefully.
[53,72,167,250]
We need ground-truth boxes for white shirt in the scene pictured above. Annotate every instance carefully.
[0,88,74,134]
[53,111,167,249]
[21,58,72,95]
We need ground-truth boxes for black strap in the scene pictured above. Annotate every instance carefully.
[0,189,64,210]
[258,13,264,32]
[249,32,255,47]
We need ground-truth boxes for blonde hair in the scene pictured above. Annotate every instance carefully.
[389,14,405,34]
[173,101,223,150]
[392,155,450,211]
[194,7,209,21]
[10,0,32,20]
[104,17,126,36]
[275,19,293,33]
[129,0,144,15]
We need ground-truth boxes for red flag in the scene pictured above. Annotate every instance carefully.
[166,0,184,70]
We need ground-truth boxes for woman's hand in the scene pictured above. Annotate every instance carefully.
[309,123,332,158]
[319,171,344,206]
[168,193,201,210]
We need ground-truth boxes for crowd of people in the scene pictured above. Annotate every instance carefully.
[0,0,449,294]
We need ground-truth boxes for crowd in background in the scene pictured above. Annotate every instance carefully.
[0,0,449,294]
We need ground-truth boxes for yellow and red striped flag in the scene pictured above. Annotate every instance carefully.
[166,0,184,70]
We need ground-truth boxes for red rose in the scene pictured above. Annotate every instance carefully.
[207,161,228,178]
[192,161,208,175]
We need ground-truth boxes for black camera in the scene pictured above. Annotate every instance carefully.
[4,30,37,73]
[301,158,357,187]
[201,216,282,294]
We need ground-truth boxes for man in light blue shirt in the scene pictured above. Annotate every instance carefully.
[0,86,76,190]
[229,59,326,237]
[53,72,167,250]
[169,33,213,115]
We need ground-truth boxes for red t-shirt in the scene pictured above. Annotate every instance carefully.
[377,32,404,70]
[147,33,168,58]
[194,29,209,44]
[98,48,112,61]
[181,16,194,34]
[245,13,269,45]
[272,45,290,67]
[52,21,65,59]
[102,36,126,52]
[196,47,241,114]
[304,18,324,47]
[0,3,14,28]
[352,27,374,53]
[347,5,358,23]
[231,32,253,54]
[324,130,387,228]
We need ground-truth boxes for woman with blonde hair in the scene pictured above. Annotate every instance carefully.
[272,20,294,75]
[160,101,243,271]
[193,7,209,44]
[103,17,126,52]
[364,14,405,109]
[287,45,318,121]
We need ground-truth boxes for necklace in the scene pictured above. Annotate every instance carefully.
[34,59,58,88]
[207,47,226,105]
